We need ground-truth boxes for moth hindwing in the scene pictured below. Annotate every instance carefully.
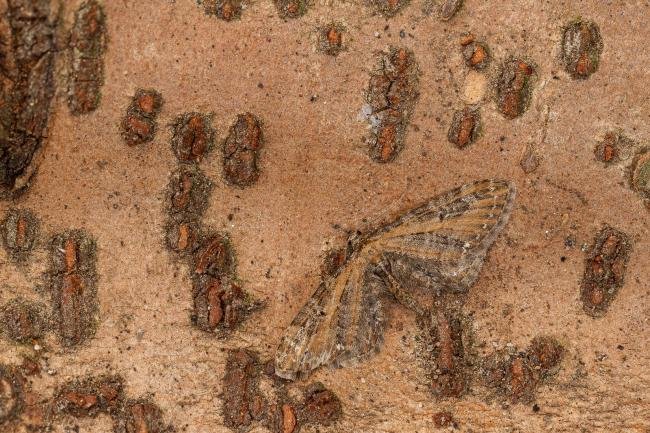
[275,179,516,380]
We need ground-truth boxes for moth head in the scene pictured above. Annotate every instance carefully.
[320,232,361,279]
[347,229,364,250]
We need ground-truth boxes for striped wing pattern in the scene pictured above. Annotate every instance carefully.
[376,179,516,291]
[274,256,385,380]
[275,179,515,380]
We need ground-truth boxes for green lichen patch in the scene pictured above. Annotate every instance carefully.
[494,57,537,119]
[170,113,216,163]
[416,308,475,398]
[364,47,420,163]
[0,298,50,344]
[165,165,213,221]
[629,148,650,201]
[0,364,24,426]
[199,0,244,21]
[112,399,174,433]
[369,0,411,18]
[68,0,108,115]
[479,336,564,404]
[55,375,125,418]
[317,23,346,57]
[1,208,39,262]
[48,230,99,348]
[223,113,264,188]
[447,107,481,149]
[274,0,310,19]
[121,89,164,146]
[594,131,635,164]
[580,225,632,317]
[561,19,603,80]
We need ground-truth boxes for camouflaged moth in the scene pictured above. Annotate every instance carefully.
[275,179,516,380]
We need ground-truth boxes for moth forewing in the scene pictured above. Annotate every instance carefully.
[275,254,377,380]
[275,283,334,380]
[377,179,516,293]
[275,179,515,380]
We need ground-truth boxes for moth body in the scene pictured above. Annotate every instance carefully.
[275,179,516,380]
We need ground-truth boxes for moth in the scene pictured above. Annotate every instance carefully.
[275,179,516,380]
